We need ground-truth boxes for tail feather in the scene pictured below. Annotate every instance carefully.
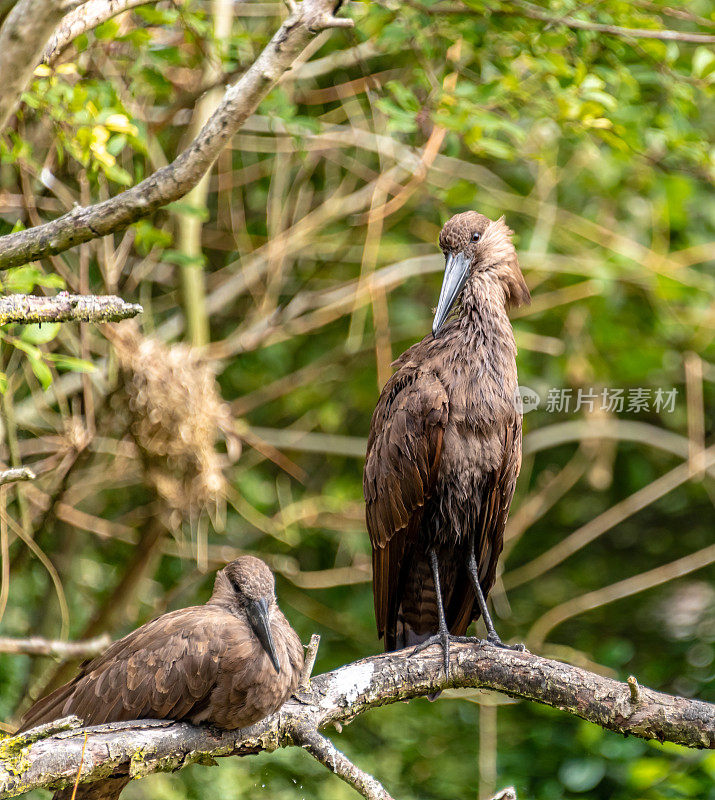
[19,681,77,733]
[390,616,442,702]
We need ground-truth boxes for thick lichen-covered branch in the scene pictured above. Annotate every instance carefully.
[0,0,353,269]
[1,642,712,798]
[0,294,142,325]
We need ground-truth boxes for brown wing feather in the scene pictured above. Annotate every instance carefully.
[20,607,229,731]
[448,420,522,635]
[364,368,448,641]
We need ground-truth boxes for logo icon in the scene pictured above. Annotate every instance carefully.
[514,386,540,414]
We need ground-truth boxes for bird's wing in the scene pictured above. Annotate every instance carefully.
[20,607,245,730]
[448,418,522,635]
[364,368,449,641]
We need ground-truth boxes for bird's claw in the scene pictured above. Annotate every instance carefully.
[485,633,527,652]
[411,630,452,676]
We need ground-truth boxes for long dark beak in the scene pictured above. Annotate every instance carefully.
[433,251,471,336]
[246,597,280,674]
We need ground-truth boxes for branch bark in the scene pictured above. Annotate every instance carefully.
[0,468,35,487]
[1,642,712,798]
[0,294,142,325]
[42,0,156,65]
[0,0,353,269]
[292,727,395,800]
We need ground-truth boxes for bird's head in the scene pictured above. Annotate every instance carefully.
[433,211,530,336]
[213,556,281,674]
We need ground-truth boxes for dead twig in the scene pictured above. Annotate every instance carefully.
[291,726,395,800]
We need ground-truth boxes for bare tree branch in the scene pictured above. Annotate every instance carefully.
[42,0,156,64]
[527,541,715,649]
[0,634,111,658]
[0,0,353,269]
[0,0,83,130]
[292,727,395,800]
[0,468,35,487]
[2,642,712,798]
[403,0,715,43]
[509,1,715,44]
[0,0,19,26]
[0,294,142,325]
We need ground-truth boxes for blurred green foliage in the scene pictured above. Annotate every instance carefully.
[0,1,713,799]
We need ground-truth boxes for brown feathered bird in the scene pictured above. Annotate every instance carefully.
[364,212,529,672]
[20,556,304,799]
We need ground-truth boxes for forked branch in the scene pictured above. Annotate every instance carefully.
[1,642,712,799]
[0,0,353,269]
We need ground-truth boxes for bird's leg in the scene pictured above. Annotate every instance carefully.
[466,546,525,652]
[411,548,453,676]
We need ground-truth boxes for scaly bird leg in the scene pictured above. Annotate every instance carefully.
[411,548,472,676]
[466,546,525,652]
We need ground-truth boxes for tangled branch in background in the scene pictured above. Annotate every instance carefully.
[0,0,353,269]
[0,634,111,658]
[2,642,713,800]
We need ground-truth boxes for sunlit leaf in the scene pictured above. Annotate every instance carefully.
[20,322,61,345]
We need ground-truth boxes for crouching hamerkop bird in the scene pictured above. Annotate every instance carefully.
[20,556,303,798]
[364,211,530,672]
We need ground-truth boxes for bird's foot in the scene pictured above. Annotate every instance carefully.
[411,629,453,676]
[485,633,528,652]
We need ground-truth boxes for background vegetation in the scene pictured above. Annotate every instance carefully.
[0,1,713,798]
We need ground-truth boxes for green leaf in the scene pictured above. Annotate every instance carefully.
[45,354,95,373]
[106,134,128,156]
[27,355,53,390]
[0,372,7,394]
[20,322,61,345]
[95,19,119,39]
[3,266,65,293]
[162,250,207,268]
[385,81,420,113]
[168,202,210,221]
[102,163,133,186]
[133,220,172,255]
[693,46,715,80]
[11,339,42,360]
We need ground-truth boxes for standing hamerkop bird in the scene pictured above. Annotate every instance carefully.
[20,556,303,798]
[364,211,530,672]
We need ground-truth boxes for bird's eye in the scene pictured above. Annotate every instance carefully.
[471,232,481,242]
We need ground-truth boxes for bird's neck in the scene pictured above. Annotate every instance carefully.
[457,272,516,360]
